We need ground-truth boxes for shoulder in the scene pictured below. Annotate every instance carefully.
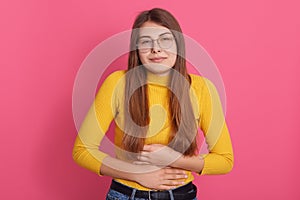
[189,73,218,101]
[96,70,127,94]
[104,70,126,82]
[189,73,213,89]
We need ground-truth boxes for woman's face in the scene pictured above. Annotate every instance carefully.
[137,21,177,76]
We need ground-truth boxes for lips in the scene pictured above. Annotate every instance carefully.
[149,57,167,63]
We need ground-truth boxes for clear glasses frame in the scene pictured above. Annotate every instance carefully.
[137,33,175,53]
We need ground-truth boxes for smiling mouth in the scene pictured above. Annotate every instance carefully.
[149,57,167,63]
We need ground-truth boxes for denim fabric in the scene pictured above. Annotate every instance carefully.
[106,189,146,200]
[106,188,197,200]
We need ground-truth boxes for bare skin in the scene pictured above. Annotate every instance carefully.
[100,156,188,190]
[100,144,204,190]
[136,144,205,173]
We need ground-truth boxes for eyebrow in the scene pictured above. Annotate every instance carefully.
[139,32,172,39]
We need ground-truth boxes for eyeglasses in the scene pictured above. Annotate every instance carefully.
[137,33,175,53]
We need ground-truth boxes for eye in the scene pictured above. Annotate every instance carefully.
[141,40,151,45]
[161,37,173,41]
[159,36,174,49]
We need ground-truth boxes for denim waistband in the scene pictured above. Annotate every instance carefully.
[109,180,197,200]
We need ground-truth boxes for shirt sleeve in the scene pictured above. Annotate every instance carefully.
[198,78,234,175]
[72,71,123,175]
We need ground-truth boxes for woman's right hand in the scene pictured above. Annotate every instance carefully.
[134,167,188,190]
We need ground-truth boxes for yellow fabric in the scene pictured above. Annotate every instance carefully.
[72,70,234,190]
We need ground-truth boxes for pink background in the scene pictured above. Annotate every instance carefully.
[1,0,300,199]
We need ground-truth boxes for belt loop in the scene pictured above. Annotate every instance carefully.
[130,188,136,200]
[168,190,175,200]
[148,191,151,200]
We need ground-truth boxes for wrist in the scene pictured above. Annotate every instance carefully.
[170,154,184,168]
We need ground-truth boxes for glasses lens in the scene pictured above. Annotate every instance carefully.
[138,38,152,52]
[158,35,174,49]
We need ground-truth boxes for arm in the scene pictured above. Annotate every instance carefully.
[197,78,234,175]
[101,156,188,190]
[136,144,204,173]
[73,109,187,190]
[173,78,234,174]
[72,102,188,190]
[72,71,119,175]
[136,77,234,175]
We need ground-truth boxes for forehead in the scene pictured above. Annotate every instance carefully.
[139,21,172,37]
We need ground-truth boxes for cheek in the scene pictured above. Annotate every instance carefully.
[138,52,148,64]
[167,45,177,66]
[168,53,177,66]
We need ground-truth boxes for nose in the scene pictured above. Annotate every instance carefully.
[151,40,161,53]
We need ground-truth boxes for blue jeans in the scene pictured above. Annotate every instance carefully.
[106,188,198,200]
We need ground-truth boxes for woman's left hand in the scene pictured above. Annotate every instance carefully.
[134,144,182,167]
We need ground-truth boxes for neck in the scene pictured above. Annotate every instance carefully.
[146,70,170,86]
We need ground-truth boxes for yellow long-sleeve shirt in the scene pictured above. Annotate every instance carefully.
[73,70,234,190]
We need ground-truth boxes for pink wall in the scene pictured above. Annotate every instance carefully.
[1,0,300,199]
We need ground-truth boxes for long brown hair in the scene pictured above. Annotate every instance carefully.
[122,8,198,157]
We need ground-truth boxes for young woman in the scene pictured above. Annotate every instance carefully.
[73,8,234,200]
